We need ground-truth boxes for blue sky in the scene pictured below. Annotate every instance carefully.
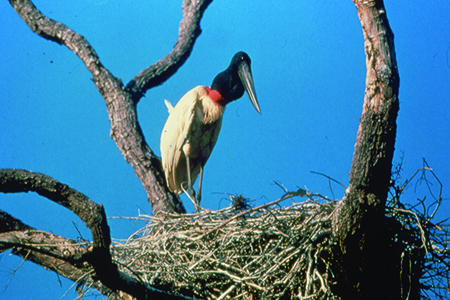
[1,1,449,298]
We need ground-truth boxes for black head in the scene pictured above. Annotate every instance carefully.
[211,52,261,113]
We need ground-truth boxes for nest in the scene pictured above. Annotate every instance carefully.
[110,176,449,300]
[112,191,338,299]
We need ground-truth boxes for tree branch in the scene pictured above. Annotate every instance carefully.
[126,0,213,102]
[0,169,112,282]
[8,0,215,215]
[330,1,400,298]
[332,0,399,245]
[0,169,185,299]
[0,210,107,296]
[0,169,110,240]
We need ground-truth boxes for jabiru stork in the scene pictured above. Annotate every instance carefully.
[160,51,261,211]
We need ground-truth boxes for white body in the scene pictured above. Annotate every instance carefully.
[160,86,225,194]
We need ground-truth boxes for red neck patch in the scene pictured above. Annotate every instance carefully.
[206,86,227,107]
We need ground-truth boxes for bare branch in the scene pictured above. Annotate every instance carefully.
[329,1,401,298]
[332,0,400,242]
[0,169,186,299]
[0,169,109,240]
[8,0,196,214]
[310,171,347,189]
[0,209,111,298]
[0,169,113,278]
[127,0,214,102]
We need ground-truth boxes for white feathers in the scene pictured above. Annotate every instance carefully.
[160,86,225,194]
[164,99,174,114]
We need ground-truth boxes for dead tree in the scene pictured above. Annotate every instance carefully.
[0,0,407,299]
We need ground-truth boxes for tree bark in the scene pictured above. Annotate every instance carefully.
[0,210,107,297]
[9,0,212,215]
[331,1,401,299]
[0,170,187,299]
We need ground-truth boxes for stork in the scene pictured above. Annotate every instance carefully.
[160,52,261,211]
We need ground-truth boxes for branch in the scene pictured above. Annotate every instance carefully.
[0,169,184,299]
[0,169,112,283]
[332,0,400,241]
[127,0,214,102]
[0,210,112,298]
[329,1,400,298]
[0,169,110,242]
[348,0,399,195]
[8,0,198,215]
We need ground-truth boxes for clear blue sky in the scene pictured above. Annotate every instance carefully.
[1,1,449,299]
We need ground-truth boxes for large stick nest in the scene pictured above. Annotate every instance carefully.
[113,191,337,299]
[109,175,450,300]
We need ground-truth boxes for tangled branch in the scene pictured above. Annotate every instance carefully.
[387,161,449,300]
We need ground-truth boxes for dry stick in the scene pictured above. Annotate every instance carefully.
[310,171,348,189]
[399,167,433,192]
[217,283,238,300]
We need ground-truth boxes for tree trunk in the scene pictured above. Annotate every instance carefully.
[331,1,403,299]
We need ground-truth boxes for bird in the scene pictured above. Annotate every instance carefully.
[160,51,261,211]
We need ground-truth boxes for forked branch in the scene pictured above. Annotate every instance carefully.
[127,0,214,102]
[9,0,213,214]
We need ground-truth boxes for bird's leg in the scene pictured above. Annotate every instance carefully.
[197,165,204,207]
[185,154,199,211]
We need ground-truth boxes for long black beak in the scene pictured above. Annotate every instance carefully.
[238,62,261,114]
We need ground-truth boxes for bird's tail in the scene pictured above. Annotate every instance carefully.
[164,99,174,114]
